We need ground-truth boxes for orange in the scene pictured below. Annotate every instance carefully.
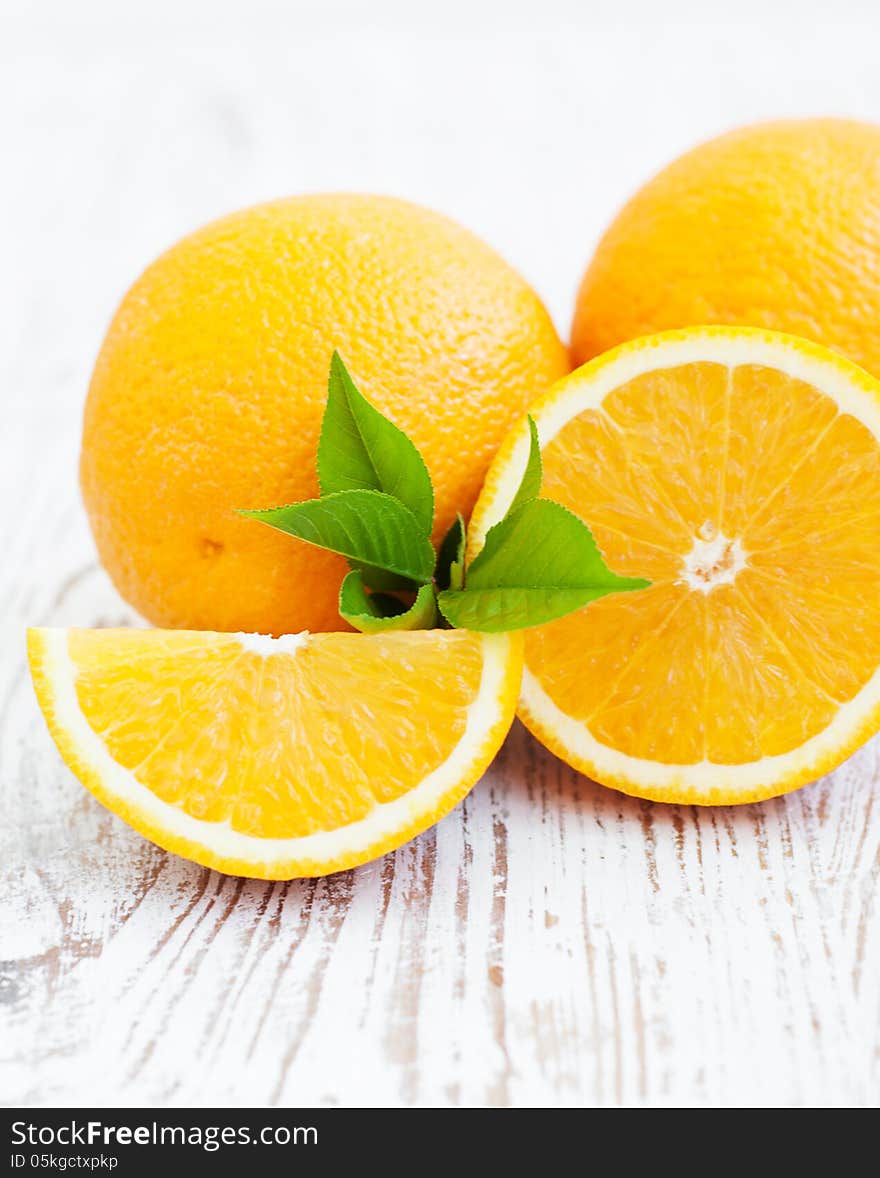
[82,195,567,635]
[572,119,880,375]
[470,327,880,805]
[27,626,523,878]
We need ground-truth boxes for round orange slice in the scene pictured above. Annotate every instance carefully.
[470,327,880,804]
[28,627,522,877]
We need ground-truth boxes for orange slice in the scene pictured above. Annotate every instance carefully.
[470,327,880,804]
[28,627,522,877]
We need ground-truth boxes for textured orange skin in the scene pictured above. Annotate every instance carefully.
[82,195,568,635]
[572,119,880,373]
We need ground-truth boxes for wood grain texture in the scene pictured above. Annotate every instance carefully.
[4,4,880,1107]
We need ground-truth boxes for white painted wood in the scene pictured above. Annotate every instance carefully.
[3,0,880,1108]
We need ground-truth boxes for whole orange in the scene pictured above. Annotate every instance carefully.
[572,118,880,373]
[82,195,567,634]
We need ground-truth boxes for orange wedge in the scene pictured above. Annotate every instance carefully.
[28,627,522,877]
[470,327,880,804]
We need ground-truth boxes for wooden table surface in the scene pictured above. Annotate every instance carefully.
[4,3,880,1108]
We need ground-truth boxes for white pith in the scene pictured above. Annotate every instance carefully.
[233,631,310,656]
[479,329,880,794]
[37,628,513,866]
[681,527,747,593]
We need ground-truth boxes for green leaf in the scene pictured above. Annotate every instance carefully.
[351,565,417,593]
[318,352,434,535]
[506,416,543,518]
[339,571,437,633]
[340,572,413,620]
[240,489,436,584]
[437,499,650,631]
[365,591,411,616]
[435,513,466,591]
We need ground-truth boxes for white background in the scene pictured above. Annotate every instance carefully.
[10,0,880,433]
[4,0,880,1109]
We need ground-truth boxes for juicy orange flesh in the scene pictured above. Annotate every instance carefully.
[69,629,484,838]
[533,361,880,764]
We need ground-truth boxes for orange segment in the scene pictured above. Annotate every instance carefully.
[601,361,731,533]
[522,582,687,722]
[701,585,836,763]
[724,366,847,539]
[472,327,880,804]
[28,627,522,878]
[538,408,687,581]
[588,590,708,763]
[735,567,880,704]
[744,410,880,553]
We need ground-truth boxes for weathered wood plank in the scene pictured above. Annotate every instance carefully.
[4,598,879,1106]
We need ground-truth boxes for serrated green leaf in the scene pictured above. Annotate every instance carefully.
[240,489,436,584]
[437,499,650,631]
[339,571,437,633]
[506,416,543,518]
[438,586,620,632]
[435,513,466,591]
[467,499,647,593]
[318,352,434,535]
